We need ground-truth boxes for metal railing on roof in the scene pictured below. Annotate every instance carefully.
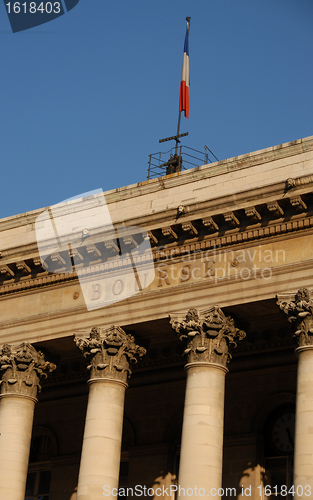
[147,145,218,180]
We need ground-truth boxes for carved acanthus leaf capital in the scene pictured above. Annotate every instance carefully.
[75,325,146,383]
[170,306,246,367]
[0,343,56,399]
[277,288,313,348]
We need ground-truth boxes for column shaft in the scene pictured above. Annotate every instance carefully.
[294,348,313,499]
[170,307,245,500]
[178,363,227,499]
[0,395,35,500]
[77,379,126,500]
[0,342,55,500]
[277,289,313,500]
[75,325,146,500]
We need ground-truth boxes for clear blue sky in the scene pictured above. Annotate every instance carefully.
[1,0,313,218]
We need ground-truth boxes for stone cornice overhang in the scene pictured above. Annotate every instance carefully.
[1,203,313,297]
[141,173,313,230]
[1,170,313,261]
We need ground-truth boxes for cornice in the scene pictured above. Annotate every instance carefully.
[1,196,313,296]
[110,172,313,231]
[2,171,311,253]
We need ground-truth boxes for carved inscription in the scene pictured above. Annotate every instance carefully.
[81,236,312,301]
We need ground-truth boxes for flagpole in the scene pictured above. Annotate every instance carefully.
[176,17,190,156]
[159,16,190,174]
[175,111,182,156]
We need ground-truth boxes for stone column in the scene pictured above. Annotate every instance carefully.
[0,342,56,500]
[75,325,146,500]
[277,288,313,499]
[170,307,246,499]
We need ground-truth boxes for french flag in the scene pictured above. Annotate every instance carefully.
[179,19,190,119]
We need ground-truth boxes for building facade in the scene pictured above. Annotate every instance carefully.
[1,136,313,500]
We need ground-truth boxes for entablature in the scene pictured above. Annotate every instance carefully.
[1,182,313,296]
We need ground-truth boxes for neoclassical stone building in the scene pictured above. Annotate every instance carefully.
[1,136,313,500]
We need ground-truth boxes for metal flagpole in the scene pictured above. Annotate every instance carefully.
[175,17,190,156]
[175,111,182,156]
[159,17,190,174]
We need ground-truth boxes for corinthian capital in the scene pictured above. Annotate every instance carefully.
[75,325,146,383]
[0,343,56,399]
[277,288,313,348]
[170,306,246,367]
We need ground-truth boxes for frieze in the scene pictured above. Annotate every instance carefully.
[169,307,246,367]
[0,342,56,399]
[75,325,146,383]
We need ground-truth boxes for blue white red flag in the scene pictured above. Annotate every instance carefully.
[179,19,190,118]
